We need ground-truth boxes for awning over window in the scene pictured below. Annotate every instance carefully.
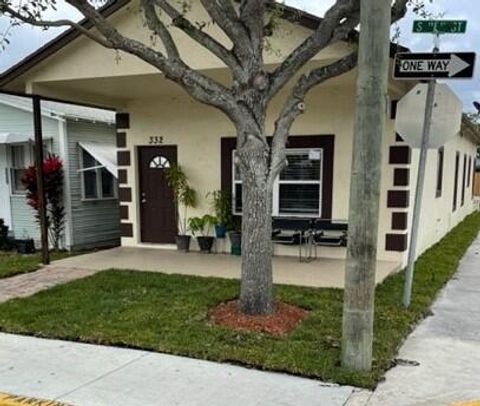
[78,141,118,178]
[0,133,32,144]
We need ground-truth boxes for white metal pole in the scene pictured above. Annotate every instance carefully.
[403,34,440,308]
[403,80,436,308]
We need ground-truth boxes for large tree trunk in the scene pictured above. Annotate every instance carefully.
[238,137,274,315]
[341,0,392,371]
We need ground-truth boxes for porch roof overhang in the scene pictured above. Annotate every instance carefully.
[0,133,32,144]
[79,141,118,178]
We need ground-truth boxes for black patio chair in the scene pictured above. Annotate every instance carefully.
[310,219,348,260]
[271,217,314,262]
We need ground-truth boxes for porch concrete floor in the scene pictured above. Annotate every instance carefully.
[53,247,401,288]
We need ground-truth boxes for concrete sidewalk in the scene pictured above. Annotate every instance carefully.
[0,333,363,406]
[368,233,480,406]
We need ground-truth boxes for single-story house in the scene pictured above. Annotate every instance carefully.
[0,93,120,250]
[0,0,478,266]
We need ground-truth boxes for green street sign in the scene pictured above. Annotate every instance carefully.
[413,20,467,34]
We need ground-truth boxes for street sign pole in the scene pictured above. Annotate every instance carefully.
[403,80,436,308]
[403,36,440,308]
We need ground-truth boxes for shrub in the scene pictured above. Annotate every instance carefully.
[22,155,65,250]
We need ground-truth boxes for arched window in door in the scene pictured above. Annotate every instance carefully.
[149,155,171,169]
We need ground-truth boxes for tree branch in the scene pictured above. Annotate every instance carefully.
[61,0,241,120]
[267,0,360,101]
[269,52,358,181]
[142,0,179,59]
[0,3,114,49]
[199,0,251,59]
[268,0,410,102]
[152,0,242,75]
[239,0,266,59]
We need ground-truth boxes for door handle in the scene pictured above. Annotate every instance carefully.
[142,198,147,203]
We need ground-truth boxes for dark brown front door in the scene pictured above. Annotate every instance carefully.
[138,146,177,244]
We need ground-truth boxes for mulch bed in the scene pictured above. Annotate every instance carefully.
[209,300,309,336]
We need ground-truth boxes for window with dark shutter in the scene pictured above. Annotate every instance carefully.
[232,148,323,217]
[436,147,444,198]
[453,152,460,212]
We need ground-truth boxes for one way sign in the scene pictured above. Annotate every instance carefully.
[394,52,476,80]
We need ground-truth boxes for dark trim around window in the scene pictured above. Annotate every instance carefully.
[221,135,335,219]
[453,152,460,212]
[461,154,467,207]
[436,147,444,198]
[467,156,472,188]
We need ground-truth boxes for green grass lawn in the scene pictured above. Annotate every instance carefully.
[0,250,86,279]
[0,212,478,388]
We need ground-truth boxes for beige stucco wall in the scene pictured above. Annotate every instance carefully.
[8,1,475,266]
[21,0,352,87]
[117,78,404,263]
[409,133,478,258]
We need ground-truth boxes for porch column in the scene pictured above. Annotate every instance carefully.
[116,113,135,245]
[385,103,411,256]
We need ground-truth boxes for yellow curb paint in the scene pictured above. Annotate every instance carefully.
[451,401,480,406]
[0,392,71,406]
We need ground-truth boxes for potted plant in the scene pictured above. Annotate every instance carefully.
[188,214,217,253]
[165,164,197,252]
[207,190,233,238]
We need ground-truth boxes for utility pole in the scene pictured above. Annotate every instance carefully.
[342,0,392,371]
[32,95,50,265]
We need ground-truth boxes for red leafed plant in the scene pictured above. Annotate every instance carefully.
[22,154,65,250]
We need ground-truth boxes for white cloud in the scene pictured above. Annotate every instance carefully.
[0,2,80,72]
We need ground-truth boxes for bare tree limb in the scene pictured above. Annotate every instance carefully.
[269,52,358,181]
[152,0,242,76]
[239,0,266,62]
[0,3,114,49]
[268,0,409,101]
[199,0,251,60]
[267,0,360,101]
[142,0,180,59]
[62,0,241,119]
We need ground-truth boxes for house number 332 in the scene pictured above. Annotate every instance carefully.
[149,136,164,145]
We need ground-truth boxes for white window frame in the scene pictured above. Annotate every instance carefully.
[9,143,34,196]
[232,148,323,217]
[79,148,118,201]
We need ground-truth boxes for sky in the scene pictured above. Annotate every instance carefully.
[0,0,478,111]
